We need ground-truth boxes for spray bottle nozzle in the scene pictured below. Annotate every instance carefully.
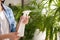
[22,10,31,16]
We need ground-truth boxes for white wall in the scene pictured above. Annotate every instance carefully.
[4,0,42,6]
[4,0,30,6]
[4,0,21,5]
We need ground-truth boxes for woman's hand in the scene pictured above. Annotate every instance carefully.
[16,16,30,37]
[9,32,20,40]
[20,16,30,24]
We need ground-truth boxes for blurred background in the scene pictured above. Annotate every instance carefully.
[4,0,60,40]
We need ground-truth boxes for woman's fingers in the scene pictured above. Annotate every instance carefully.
[9,32,20,40]
[23,16,30,24]
[20,16,30,24]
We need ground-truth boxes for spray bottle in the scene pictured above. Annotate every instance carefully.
[17,10,31,37]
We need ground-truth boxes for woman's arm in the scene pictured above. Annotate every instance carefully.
[0,32,19,40]
[0,34,10,40]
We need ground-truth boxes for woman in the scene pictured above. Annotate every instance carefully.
[0,0,30,40]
